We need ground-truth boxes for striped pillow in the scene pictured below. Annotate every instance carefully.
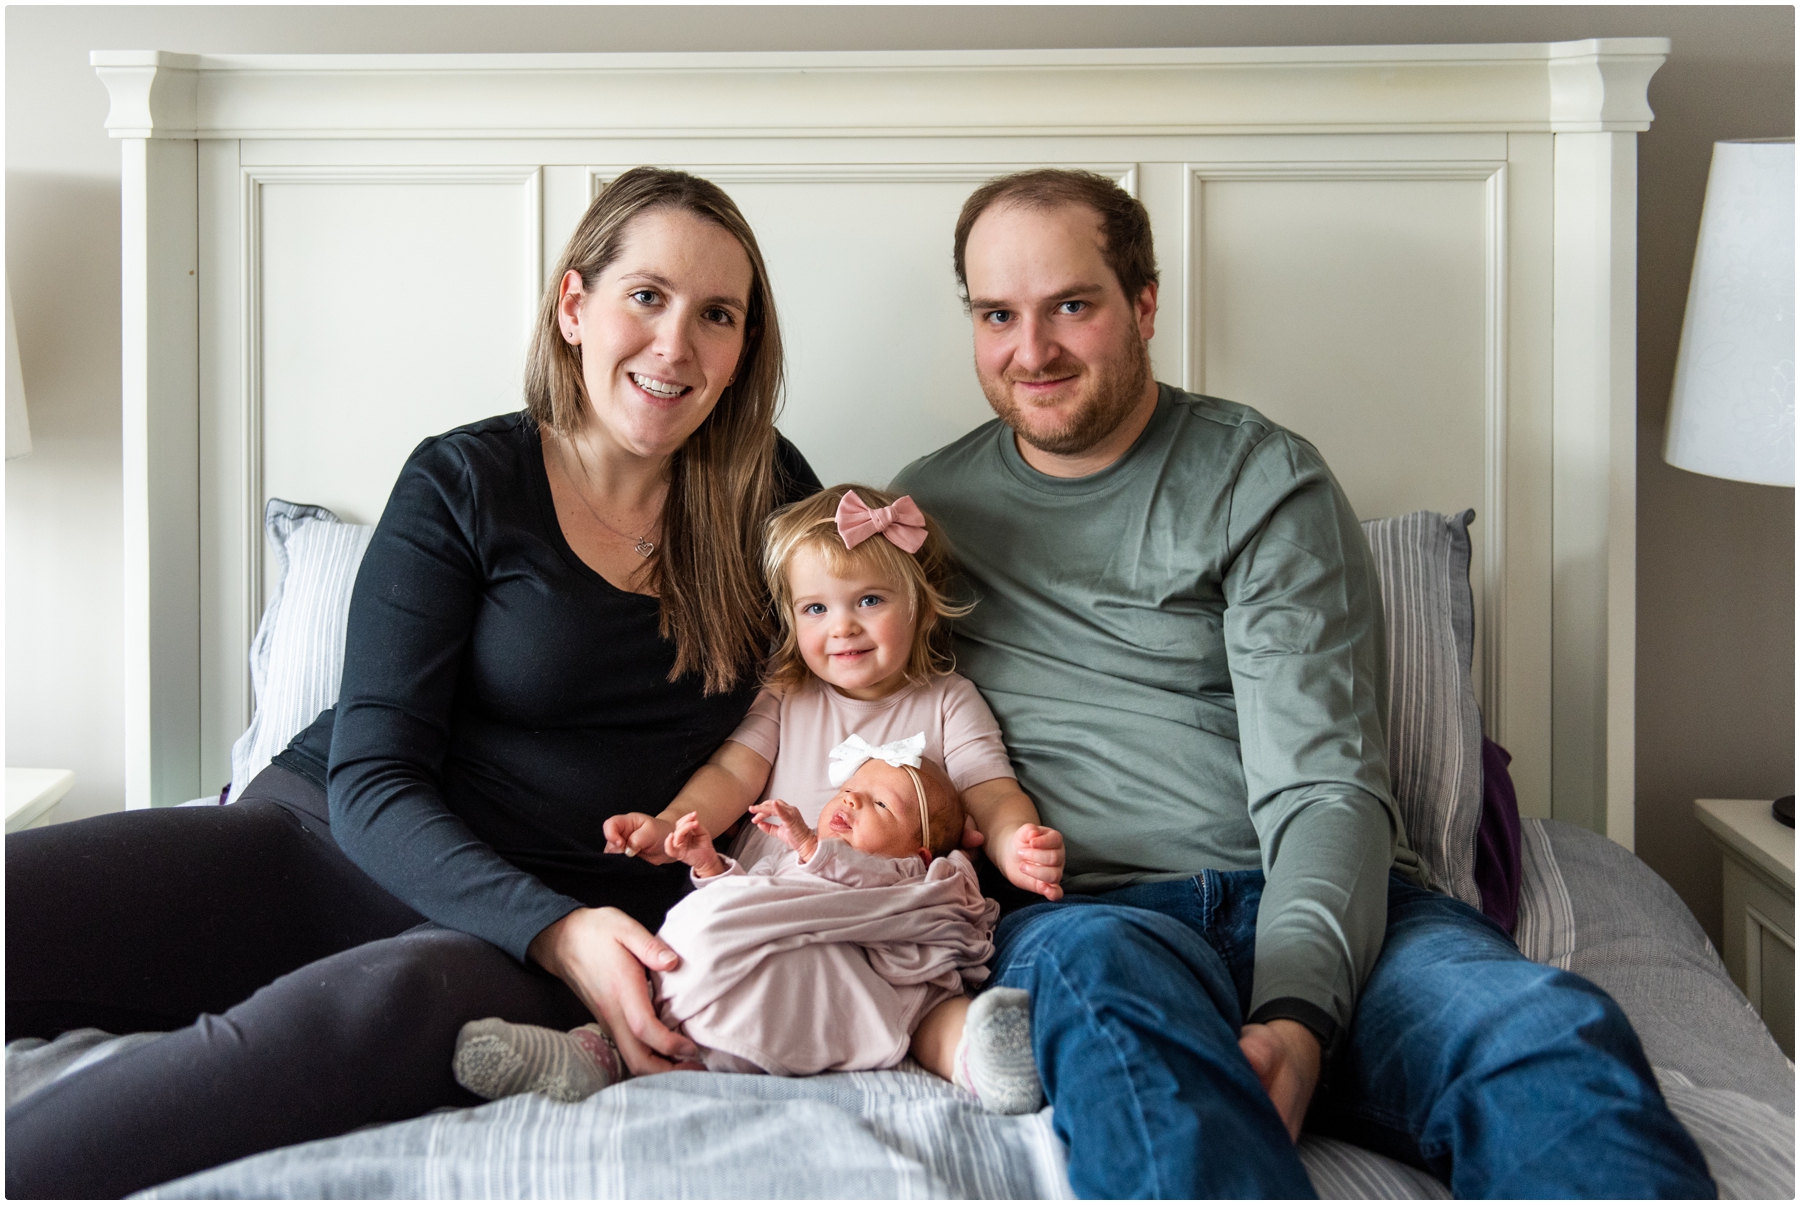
[226,500,374,803]
[1361,510,1483,910]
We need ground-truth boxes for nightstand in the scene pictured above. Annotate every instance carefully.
[1694,798,1794,1058]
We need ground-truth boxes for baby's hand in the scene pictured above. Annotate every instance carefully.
[603,812,676,864]
[665,812,726,878]
[1006,824,1066,901]
[749,799,818,861]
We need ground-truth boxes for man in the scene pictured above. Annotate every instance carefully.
[893,170,1712,1199]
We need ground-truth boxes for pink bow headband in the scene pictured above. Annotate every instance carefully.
[835,490,928,555]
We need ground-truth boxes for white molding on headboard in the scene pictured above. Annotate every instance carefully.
[120,137,200,816]
[586,164,1138,193]
[1180,158,1513,739]
[97,43,1665,851]
[237,165,544,639]
[1552,131,1644,850]
[92,41,1668,141]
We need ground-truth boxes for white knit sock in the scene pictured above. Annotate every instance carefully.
[453,1018,624,1103]
[954,987,1043,1114]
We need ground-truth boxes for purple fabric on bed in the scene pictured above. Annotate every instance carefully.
[1475,737,1523,933]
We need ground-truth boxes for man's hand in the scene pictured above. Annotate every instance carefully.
[527,906,704,1077]
[602,812,676,864]
[1237,1019,1321,1142]
[664,812,726,878]
[748,799,818,861]
[1001,823,1065,900]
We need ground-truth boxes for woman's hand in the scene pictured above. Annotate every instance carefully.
[665,812,727,878]
[1002,823,1066,900]
[527,906,703,1076]
[603,812,676,864]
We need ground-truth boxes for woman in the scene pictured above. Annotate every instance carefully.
[6,168,821,1198]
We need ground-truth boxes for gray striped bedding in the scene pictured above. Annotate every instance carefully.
[226,500,373,804]
[1513,814,1576,969]
[8,819,1774,1199]
[1361,510,1484,910]
[1654,1069,1794,1202]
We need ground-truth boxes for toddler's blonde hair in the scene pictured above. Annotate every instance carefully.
[763,484,971,693]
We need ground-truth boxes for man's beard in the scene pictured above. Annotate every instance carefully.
[979,334,1152,458]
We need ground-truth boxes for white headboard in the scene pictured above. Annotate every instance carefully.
[95,40,1667,842]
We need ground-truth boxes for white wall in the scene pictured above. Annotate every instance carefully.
[7,5,1793,943]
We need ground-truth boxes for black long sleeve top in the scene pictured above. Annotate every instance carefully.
[327,411,820,960]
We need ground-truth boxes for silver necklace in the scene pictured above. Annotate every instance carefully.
[557,440,661,558]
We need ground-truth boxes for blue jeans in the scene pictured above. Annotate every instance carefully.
[991,871,1714,1199]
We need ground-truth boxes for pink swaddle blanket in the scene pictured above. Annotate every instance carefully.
[652,841,999,1076]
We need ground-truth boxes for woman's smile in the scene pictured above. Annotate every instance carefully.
[627,371,692,403]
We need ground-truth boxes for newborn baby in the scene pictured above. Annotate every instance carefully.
[454,746,1041,1113]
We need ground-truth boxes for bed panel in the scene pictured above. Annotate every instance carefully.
[256,169,542,535]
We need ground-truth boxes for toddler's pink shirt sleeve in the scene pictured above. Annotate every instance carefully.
[724,688,782,766]
[940,674,1017,792]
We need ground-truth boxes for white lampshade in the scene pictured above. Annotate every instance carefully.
[1664,139,1794,487]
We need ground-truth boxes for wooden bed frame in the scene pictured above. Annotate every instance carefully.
[93,39,1667,843]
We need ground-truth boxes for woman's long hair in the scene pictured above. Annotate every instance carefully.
[525,167,784,695]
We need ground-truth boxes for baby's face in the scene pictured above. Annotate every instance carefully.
[817,760,925,859]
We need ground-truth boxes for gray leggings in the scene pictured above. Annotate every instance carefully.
[3,767,643,1199]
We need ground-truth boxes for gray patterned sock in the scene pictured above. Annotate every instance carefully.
[453,1018,624,1103]
[955,987,1044,1114]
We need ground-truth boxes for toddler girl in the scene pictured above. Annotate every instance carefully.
[453,485,1063,1111]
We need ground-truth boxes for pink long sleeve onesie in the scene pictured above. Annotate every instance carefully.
[653,842,998,1075]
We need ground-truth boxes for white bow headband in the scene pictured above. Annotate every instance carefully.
[827,732,932,854]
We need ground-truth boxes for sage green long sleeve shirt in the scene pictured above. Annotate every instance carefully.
[894,385,1424,1046]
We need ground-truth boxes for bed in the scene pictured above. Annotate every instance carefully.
[8,39,1790,1197]
[13,811,1791,1198]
